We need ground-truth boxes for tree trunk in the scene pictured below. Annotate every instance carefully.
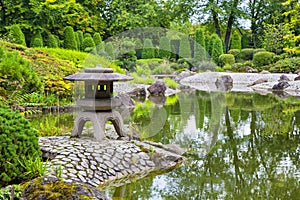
[209,0,222,38]
[224,0,239,53]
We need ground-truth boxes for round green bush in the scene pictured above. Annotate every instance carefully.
[269,57,300,73]
[0,102,41,187]
[63,26,77,50]
[9,25,26,46]
[142,39,155,59]
[82,36,96,52]
[240,48,254,60]
[253,51,275,67]
[228,49,240,58]
[219,54,235,67]
[253,48,266,54]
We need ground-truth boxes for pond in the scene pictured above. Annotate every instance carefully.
[28,90,300,199]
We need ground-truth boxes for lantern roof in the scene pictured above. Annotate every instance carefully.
[63,67,133,82]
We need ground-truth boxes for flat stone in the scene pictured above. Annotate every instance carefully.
[78,174,86,183]
[78,171,87,177]
[95,157,103,163]
[76,165,84,171]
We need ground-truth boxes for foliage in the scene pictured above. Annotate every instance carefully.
[93,32,102,47]
[240,48,254,60]
[219,54,235,67]
[115,40,137,71]
[207,34,219,56]
[130,72,155,85]
[194,28,206,62]
[170,39,180,60]
[142,39,155,59]
[63,26,77,50]
[269,57,300,73]
[159,37,171,59]
[212,36,224,63]
[163,78,178,89]
[197,60,217,72]
[46,34,59,48]
[76,31,84,51]
[253,51,275,67]
[228,49,240,59]
[179,35,191,59]
[30,38,43,48]
[82,36,96,52]
[18,154,48,179]
[0,184,22,200]
[195,28,206,49]
[230,32,241,50]
[105,42,115,60]
[8,25,26,46]
[0,102,41,187]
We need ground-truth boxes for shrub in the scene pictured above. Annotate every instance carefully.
[253,51,275,67]
[76,30,84,51]
[30,38,43,48]
[46,34,58,48]
[197,60,217,72]
[82,36,96,52]
[212,36,223,63]
[142,39,155,59]
[240,48,254,60]
[0,102,41,187]
[269,57,300,73]
[163,78,178,89]
[230,32,242,50]
[158,37,171,59]
[93,32,102,47]
[219,54,235,67]
[63,26,77,50]
[115,40,137,71]
[8,25,26,46]
[30,32,43,48]
[207,34,219,56]
[253,48,266,54]
[170,39,180,60]
[228,49,240,58]
[179,35,191,59]
[194,28,206,61]
[105,42,114,60]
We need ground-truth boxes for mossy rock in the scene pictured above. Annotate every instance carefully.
[21,175,108,200]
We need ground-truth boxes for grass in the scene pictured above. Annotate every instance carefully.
[163,78,178,89]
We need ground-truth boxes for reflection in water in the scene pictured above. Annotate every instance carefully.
[111,90,300,199]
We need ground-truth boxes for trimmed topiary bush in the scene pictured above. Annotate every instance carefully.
[230,32,242,50]
[0,102,41,187]
[212,36,224,63]
[228,49,240,58]
[219,54,235,67]
[82,36,96,52]
[76,30,84,51]
[253,48,266,54]
[9,25,26,46]
[253,51,275,67]
[158,36,171,59]
[93,32,102,47]
[240,48,254,60]
[63,26,77,50]
[195,28,206,49]
[47,34,58,48]
[170,39,180,60]
[269,57,300,73]
[207,34,219,56]
[142,39,155,59]
[30,38,43,47]
[179,35,191,59]
[105,42,115,60]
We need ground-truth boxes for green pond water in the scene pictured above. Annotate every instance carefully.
[28,90,300,199]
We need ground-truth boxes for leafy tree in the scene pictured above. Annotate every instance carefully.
[179,35,191,59]
[63,26,77,50]
[8,25,26,46]
[230,32,241,50]
[159,36,171,59]
[212,36,224,63]
[142,39,155,59]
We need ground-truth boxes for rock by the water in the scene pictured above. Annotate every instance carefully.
[215,75,233,91]
[116,94,135,107]
[127,87,146,97]
[260,70,270,74]
[147,81,167,96]
[294,76,300,81]
[175,70,195,81]
[248,78,268,86]
[278,74,290,82]
[246,66,258,73]
[272,81,290,90]
[21,175,108,200]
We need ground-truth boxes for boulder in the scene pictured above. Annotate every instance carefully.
[260,70,270,74]
[175,70,195,81]
[247,78,268,87]
[147,81,167,96]
[215,75,233,92]
[278,74,290,82]
[21,175,108,200]
[127,87,146,97]
[116,94,135,107]
[294,75,300,81]
[272,82,290,90]
[245,66,258,73]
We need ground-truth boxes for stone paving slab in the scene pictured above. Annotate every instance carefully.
[39,136,185,189]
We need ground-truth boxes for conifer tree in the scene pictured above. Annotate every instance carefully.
[9,25,26,46]
[63,26,77,50]
[194,28,206,61]
[142,39,155,59]
[158,36,171,59]
[212,36,224,63]
[30,32,43,47]
[47,34,58,48]
[76,30,84,51]
[82,35,96,52]
[105,42,115,60]
[230,32,242,50]
[207,34,219,56]
[179,35,191,59]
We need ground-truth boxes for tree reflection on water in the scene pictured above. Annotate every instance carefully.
[110,90,300,199]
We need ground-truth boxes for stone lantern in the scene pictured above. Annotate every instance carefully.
[64,66,133,140]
